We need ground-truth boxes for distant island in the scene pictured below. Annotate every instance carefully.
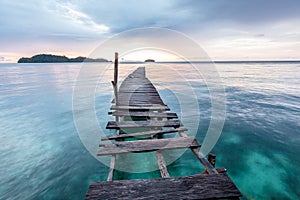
[18,54,110,63]
[145,59,155,62]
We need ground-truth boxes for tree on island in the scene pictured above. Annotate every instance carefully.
[18,54,109,63]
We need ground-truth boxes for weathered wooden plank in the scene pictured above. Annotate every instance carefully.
[97,137,200,155]
[117,98,163,102]
[85,173,242,200]
[112,99,164,104]
[177,131,218,174]
[116,97,163,101]
[120,83,154,87]
[115,67,167,109]
[117,98,164,103]
[107,155,116,181]
[117,101,165,105]
[118,94,162,98]
[111,105,170,111]
[101,128,188,140]
[106,120,182,129]
[126,67,145,78]
[156,150,170,178]
[110,111,178,118]
[190,147,218,175]
[118,90,159,93]
[117,91,161,95]
[119,88,157,92]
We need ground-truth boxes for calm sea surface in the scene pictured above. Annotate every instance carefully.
[0,62,299,199]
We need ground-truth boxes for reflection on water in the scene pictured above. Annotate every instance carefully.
[0,62,299,199]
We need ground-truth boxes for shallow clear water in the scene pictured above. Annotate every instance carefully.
[0,62,299,199]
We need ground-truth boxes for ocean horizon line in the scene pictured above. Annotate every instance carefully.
[1,59,300,64]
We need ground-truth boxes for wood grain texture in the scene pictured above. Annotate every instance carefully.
[90,67,241,199]
[97,137,200,155]
[106,120,182,129]
[107,155,116,181]
[110,111,178,118]
[178,130,218,175]
[101,128,188,140]
[86,173,241,200]
[111,105,170,111]
[116,67,167,106]
[156,150,170,178]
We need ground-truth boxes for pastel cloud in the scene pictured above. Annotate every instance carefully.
[0,0,299,62]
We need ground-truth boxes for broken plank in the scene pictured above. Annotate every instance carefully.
[97,137,200,155]
[110,111,178,118]
[156,150,170,178]
[107,155,116,181]
[111,105,170,111]
[101,128,188,140]
[177,131,218,174]
[106,120,182,129]
[190,147,218,175]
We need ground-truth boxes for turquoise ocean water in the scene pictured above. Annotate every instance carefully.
[0,62,299,199]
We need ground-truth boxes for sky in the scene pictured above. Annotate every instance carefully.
[0,0,300,62]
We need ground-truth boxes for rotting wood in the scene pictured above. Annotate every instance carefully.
[114,52,118,88]
[112,52,119,105]
[106,120,182,129]
[190,147,218,174]
[86,173,241,200]
[208,153,216,167]
[110,105,170,111]
[87,66,241,199]
[107,154,116,181]
[178,130,218,174]
[109,111,178,118]
[97,137,200,155]
[156,150,170,178]
[101,128,188,141]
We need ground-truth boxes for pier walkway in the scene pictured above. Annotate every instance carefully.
[85,64,241,199]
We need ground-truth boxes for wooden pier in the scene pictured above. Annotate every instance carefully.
[86,54,241,199]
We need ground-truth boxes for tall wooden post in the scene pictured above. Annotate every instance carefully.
[108,52,119,181]
[114,52,118,88]
[112,52,119,106]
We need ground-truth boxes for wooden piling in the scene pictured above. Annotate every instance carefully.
[208,153,216,168]
[112,52,119,106]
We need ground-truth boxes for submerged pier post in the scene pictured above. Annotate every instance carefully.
[208,153,216,167]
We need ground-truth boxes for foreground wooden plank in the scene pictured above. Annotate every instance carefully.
[86,173,241,200]
[101,128,188,140]
[97,137,200,155]
[110,111,178,118]
[106,120,182,129]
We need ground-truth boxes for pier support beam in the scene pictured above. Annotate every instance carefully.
[156,150,170,178]
[107,154,116,181]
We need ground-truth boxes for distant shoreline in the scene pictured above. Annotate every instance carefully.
[10,53,300,64]
[119,60,300,64]
[17,54,110,63]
